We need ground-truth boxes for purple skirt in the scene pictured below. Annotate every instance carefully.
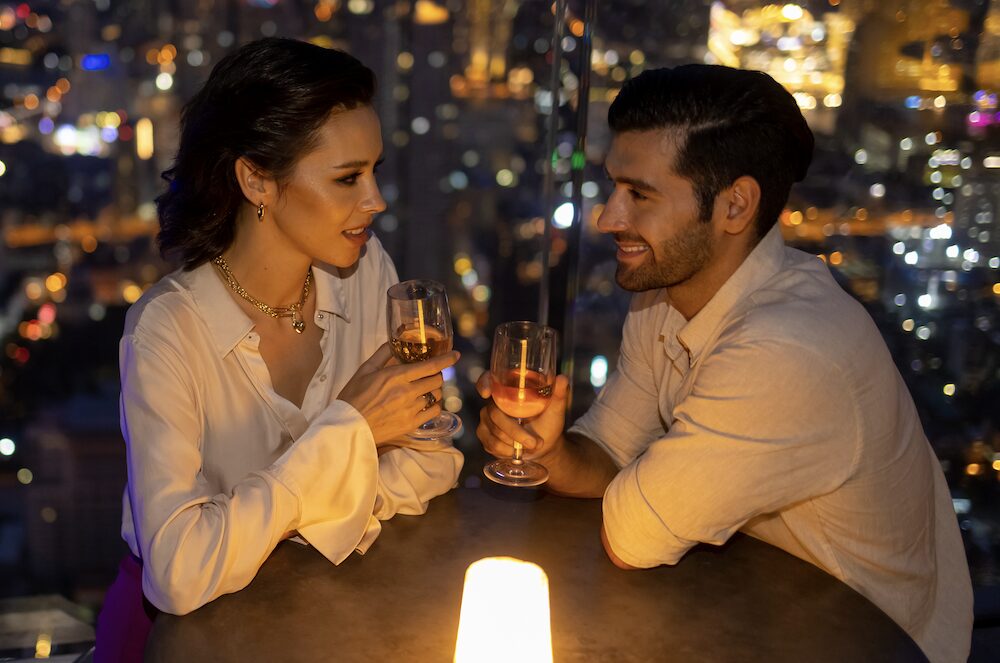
[94,554,158,662]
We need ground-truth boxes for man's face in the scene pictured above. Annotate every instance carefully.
[597,129,715,292]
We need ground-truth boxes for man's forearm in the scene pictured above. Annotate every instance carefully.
[538,432,619,498]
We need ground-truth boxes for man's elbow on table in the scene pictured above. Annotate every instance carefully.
[601,523,639,570]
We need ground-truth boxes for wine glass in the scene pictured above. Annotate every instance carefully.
[483,321,557,487]
[387,279,463,441]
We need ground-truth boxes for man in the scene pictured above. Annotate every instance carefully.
[477,65,972,662]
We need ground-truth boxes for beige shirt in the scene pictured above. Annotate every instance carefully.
[119,237,463,615]
[571,226,972,663]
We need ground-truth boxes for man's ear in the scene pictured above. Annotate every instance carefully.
[233,157,274,207]
[722,175,761,237]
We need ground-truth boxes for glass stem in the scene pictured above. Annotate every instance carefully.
[512,419,524,463]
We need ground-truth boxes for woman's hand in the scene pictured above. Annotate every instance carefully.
[338,343,459,446]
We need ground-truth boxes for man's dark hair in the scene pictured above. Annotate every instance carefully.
[608,64,814,240]
[156,37,376,269]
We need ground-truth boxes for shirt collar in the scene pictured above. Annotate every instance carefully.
[311,261,350,322]
[668,224,787,367]
[183,262,254,358]
[183,261,351,358]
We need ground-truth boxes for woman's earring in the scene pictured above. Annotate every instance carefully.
[257,202,265,223]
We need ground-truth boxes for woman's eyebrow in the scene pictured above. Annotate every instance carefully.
[332,155,385,169]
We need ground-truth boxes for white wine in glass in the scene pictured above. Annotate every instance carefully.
[483,321,557,487]
[387,279,463,441]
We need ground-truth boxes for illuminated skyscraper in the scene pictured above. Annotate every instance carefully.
[978,0,1000,91]
[707,2,854,134]
[840,0,969,103]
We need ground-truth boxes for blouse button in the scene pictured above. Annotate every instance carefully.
[317,313,325,320]
[319,375,327,382]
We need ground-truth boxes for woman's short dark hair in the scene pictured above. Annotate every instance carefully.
[156,37,376,269]
[608,64,814,241]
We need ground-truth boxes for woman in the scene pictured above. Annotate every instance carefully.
[97,37,462,656]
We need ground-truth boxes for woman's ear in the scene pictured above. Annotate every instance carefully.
[233,157,275,208]
[722,175,761,237]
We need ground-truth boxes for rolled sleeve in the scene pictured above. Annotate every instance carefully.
[602,338,859,568]
[603,462,694,568]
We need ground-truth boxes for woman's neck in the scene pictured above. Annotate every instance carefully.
[220,211,312,306]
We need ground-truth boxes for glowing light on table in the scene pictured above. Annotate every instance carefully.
[454,557,552,663]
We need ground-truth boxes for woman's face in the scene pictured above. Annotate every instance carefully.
[269,105,386,268]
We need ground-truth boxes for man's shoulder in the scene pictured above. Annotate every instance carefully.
[717,254,886,371]
[747,253,873,339]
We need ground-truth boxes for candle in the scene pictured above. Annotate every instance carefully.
[454,557,552,663]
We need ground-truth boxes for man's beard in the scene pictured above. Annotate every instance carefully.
[615,219,714,292]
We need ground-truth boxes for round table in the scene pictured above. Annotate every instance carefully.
[146,460,927,662]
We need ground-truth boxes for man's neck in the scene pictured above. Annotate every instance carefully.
[667,235,755,320]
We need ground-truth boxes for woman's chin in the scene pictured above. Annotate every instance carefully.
[319,245,364,269]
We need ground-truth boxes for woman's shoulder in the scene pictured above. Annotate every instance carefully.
[123,267,205,342]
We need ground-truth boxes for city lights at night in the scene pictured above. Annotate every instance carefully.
[0,0,998,659]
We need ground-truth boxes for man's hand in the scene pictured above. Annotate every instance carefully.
[476,373,570,461]
[476,372,619,497]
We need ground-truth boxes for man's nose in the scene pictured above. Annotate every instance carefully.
[596,191,628,234]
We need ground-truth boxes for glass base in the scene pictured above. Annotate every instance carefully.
[483,458,548,487]
[406,412,463,442]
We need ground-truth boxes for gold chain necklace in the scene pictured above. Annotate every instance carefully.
[212,256,312,334]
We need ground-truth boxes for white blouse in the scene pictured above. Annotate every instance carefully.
[118,236,463,615]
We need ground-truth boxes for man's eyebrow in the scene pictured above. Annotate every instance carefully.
[604,168,659,194]
[332,156,385,169]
